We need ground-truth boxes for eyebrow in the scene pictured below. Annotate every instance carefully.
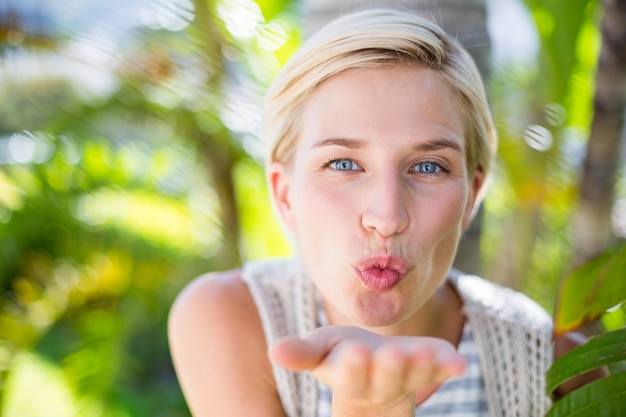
[311,137,365,149]
[415,138,464,154]
[311,137,464,153]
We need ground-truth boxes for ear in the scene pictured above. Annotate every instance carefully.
[268,162,296,230]
[462,169,486,231]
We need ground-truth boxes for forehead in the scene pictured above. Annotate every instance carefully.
[297,65,464,149]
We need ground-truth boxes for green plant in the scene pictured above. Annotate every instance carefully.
[546,242,626,416]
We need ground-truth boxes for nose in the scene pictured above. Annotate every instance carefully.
[360,173,409,237]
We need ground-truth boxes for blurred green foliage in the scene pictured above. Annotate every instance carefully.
[547,242,626,416]
[483,0,612,307]
[0,0,297,415]
[554,242,626,335]
[0,0,623,416]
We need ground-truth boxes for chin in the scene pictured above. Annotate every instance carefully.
[352,294,408,328]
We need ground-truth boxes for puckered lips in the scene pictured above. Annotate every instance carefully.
[353,254,409,292]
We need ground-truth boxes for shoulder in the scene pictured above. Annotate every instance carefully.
[450,269,552,331]
[450,271,555,412]
[169,269,261,346]
[241,257,307,329]
[241,257,299,286]
[169,269,253,321]
[168,269,285,416]
[168,268,274,359]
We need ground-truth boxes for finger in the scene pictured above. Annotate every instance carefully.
[271,335,330,371]
[402,344,466,406]
[401,338,465,380]
[333,341,371,399]
[404,346,437,390]
[369,343,409,402]
[415,381,441,406]
[433,348,466,382]
[271,325,361,371]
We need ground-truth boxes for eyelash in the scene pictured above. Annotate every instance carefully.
[323,157,359,170]
[411,159,449,174]
[323,158,449,174]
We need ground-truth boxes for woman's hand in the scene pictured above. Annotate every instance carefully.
[271,326,466,416]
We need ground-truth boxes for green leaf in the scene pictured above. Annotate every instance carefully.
[546,328,626,395]
[546,371,626,417]
[554,242,626,336]
[255,0,293,20]
[602,304,626,332]
[524,0,596,102]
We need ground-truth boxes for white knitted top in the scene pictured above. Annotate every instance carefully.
[241,258,554,417]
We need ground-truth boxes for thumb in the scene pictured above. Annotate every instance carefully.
[270,334,332,371]
[270,325,377,371]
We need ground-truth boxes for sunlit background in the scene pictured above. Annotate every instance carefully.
[0,0,624,415]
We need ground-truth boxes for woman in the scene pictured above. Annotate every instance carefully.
[168,8,597,417]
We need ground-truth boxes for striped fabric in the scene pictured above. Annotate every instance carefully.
[413,322,489,416]
[315,317,489,417]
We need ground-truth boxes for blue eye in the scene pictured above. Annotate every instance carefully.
[412,161,443,174]
[328,159,360,171]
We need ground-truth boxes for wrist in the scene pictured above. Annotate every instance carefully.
[331,393,415,417]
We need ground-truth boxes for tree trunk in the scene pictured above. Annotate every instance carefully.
[301,0,491,275]
[190,0,242,268]
[201,136,243,269]
[572,0,626,265]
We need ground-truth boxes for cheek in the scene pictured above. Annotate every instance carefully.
[293,178,355,228]
[291,184,354,293]
[414,187,470,249]
[290,181,358,267]
[448,190,470,221]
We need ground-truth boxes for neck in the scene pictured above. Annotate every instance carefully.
[322,281,466,348]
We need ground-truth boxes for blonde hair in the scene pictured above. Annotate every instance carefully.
[265,8,497,179]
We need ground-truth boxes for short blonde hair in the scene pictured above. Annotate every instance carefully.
[265,8,497,179]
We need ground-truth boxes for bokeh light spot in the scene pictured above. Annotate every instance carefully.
[524,124,553,152]
[257,21,287,51]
